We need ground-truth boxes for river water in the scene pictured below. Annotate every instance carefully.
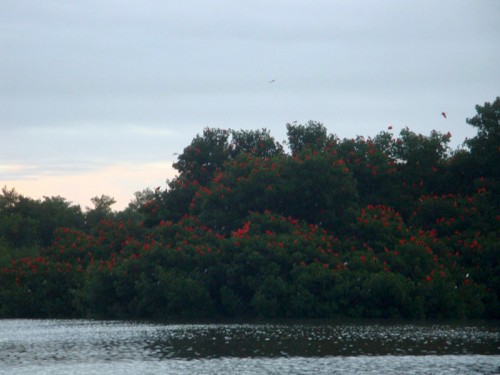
[0,319,498,374]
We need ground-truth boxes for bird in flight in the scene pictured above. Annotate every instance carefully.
[441,112,447,119]
[269,79,276,84]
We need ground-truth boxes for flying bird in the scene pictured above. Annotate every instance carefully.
[441,112,447,119]
[388,126,393,130]
[269,79,276,84]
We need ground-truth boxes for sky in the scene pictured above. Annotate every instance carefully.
[1,0,499,210]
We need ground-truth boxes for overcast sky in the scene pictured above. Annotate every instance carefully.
[1,0,499,210]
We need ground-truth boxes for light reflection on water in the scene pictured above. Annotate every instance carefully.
[0,320,498,374]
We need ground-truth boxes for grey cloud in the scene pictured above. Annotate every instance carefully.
[1,0,499,180]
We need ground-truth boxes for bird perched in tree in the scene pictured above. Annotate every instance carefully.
[441,112,447,119]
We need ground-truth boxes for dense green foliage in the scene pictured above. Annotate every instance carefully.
[1,98,499,320]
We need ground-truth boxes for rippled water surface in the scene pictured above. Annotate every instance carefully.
[0,319,498,374]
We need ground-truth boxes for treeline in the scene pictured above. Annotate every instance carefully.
[0,98,498,320]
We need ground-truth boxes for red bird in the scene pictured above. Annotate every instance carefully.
[441,112,447,119]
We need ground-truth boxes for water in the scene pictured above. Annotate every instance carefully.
[0,319,498,374]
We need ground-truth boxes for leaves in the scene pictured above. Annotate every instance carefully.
[1,98,498,319]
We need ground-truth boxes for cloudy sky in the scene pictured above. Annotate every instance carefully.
[1,0,499,210]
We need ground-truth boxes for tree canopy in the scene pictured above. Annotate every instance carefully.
[1,97,498,320]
